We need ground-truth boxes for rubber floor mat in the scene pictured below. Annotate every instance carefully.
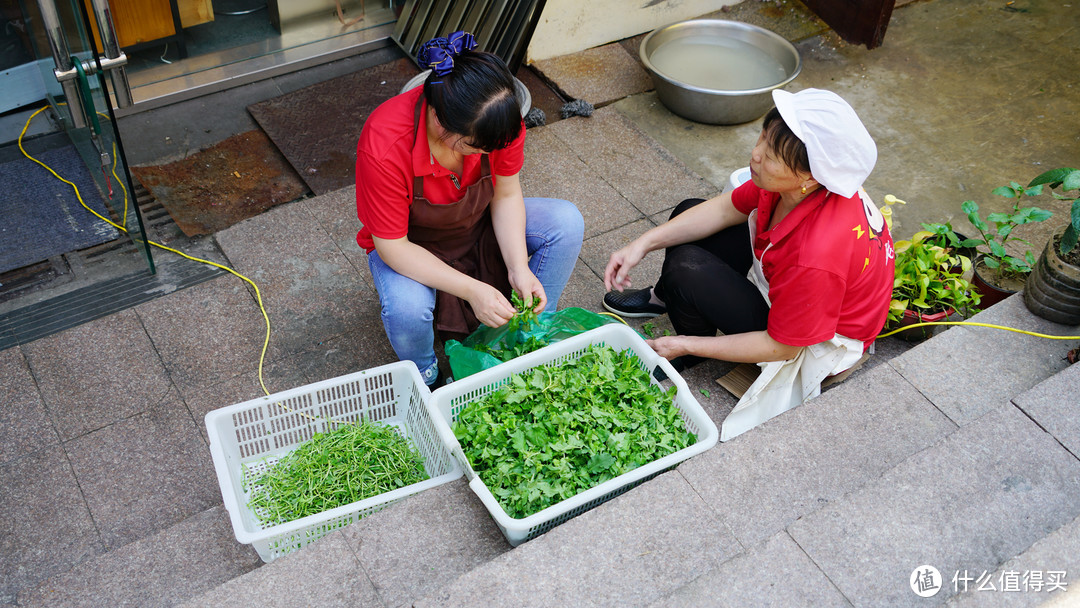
[247,57,421,196]
[0,145,120,275]
[131,130,307,237]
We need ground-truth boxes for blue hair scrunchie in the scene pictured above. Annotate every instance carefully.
[417,31,478,76]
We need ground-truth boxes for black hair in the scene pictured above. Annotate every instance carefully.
[762,107,811,176]
[423,51,521,153]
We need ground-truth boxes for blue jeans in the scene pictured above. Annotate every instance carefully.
[367,197,584,385]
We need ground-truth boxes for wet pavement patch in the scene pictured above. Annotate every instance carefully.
[130,130,307,237]
[247,57,421,196]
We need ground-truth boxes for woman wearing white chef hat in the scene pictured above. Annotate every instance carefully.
[603,88,895,441]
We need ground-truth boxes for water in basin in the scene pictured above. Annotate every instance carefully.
[649,35,788,91]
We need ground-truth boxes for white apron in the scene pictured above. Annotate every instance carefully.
[719,207,868,442]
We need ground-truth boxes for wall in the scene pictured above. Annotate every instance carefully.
[526,0,738,62]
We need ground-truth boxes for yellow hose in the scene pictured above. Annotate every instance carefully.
[19,107,276,399]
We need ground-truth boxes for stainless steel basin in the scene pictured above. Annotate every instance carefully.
[640,19,801,125]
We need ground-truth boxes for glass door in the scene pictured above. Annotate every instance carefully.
[0,0,154,277]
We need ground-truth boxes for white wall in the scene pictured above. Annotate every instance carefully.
[526,0,737,62]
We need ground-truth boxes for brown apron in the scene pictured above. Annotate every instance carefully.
[407,98,511,338]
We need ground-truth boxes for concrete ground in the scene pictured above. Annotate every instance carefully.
[3,0,1080,606]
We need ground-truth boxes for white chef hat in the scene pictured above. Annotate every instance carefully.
[771,88,877,198]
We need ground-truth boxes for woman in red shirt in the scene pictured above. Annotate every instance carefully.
[356,32,583,387]
[603,89,894,439]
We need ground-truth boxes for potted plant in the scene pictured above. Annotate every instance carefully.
[961,182,1053,306]
[1024,167,1080,324]
[886,230,983,341]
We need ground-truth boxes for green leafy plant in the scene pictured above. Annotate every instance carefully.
[641,322,656,339]
[246,420,427,526]
[962,183,1053,279]
[507,290,540,333]
[1027,167,1080,256]
[888,230,982,325]
[452,345,696,519]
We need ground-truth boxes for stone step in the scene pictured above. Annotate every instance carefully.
[174,296,1080,607]
[944,513,1080,607]
[179,480,509,608]
[17,506,261,607]
[786,402,1080,607]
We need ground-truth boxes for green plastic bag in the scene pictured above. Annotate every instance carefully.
[445,307,624,380]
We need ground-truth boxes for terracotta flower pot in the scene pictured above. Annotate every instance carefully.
[887,308,953,342]
[1024,232,1080,325]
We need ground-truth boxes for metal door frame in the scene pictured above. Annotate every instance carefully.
[33,0,154,272]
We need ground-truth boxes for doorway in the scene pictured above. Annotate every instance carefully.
[1,0,155,296]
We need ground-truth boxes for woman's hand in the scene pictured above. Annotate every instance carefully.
[508,266,547,312]
[604,241,647,292]
[646,335,687,360]
[467,281,518,328]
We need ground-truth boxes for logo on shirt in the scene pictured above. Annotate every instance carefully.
[856,190,894,272]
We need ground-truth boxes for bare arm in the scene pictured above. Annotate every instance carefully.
[648,331,802,364]
[488,172,546,310]
[604,190,749,291]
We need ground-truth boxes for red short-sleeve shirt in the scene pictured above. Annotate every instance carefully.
[355,86,526,252]
[731,180,895,346]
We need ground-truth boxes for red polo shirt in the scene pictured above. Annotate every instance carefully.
[355,87,526,253]
[731,180,895,346]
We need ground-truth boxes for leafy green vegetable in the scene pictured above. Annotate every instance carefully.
[245,420,428,526]
[473,336,548,363]
[700,389,710,398]
[507,291,541,333]
[452,344,696,519]
[641,322,656,338]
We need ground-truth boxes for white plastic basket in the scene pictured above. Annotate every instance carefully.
[427,324,718,546]
[206,361,462,562]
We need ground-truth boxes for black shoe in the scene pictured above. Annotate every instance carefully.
[603,287,667,318]
[427,369,450,390]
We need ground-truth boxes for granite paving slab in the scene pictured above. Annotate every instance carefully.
[64,391,221,549]
[135,275,268,394]
[415,471,740,608]
[290,322,399,385]
[214,200,373,360]
[0,347,57,466]
[889,295,1079,426]
[579,218,664,289]
[1013,362,1080,460]
[531,42,652,106]
[18,506,261,607]
[179,531,382,608]
[679,363,957,547]
[1,447,103,604]
[339,480,510,608]
[612,92,761,192]
[788,404,1080,607]
[547,107,715,217]
[21,309,172,441]
[646,531,851,608]
[520,124,645,239]
[181,357,309,445]
[945,514,1080,607]
[299,185,373,289]
[553,263,608,314]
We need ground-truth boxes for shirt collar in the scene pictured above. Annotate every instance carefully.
[411,94,438,178]
[767,188,829,241]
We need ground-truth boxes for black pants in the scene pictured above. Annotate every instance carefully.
[654,198,770,350]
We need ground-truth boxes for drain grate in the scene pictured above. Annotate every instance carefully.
[0,257,225,350]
